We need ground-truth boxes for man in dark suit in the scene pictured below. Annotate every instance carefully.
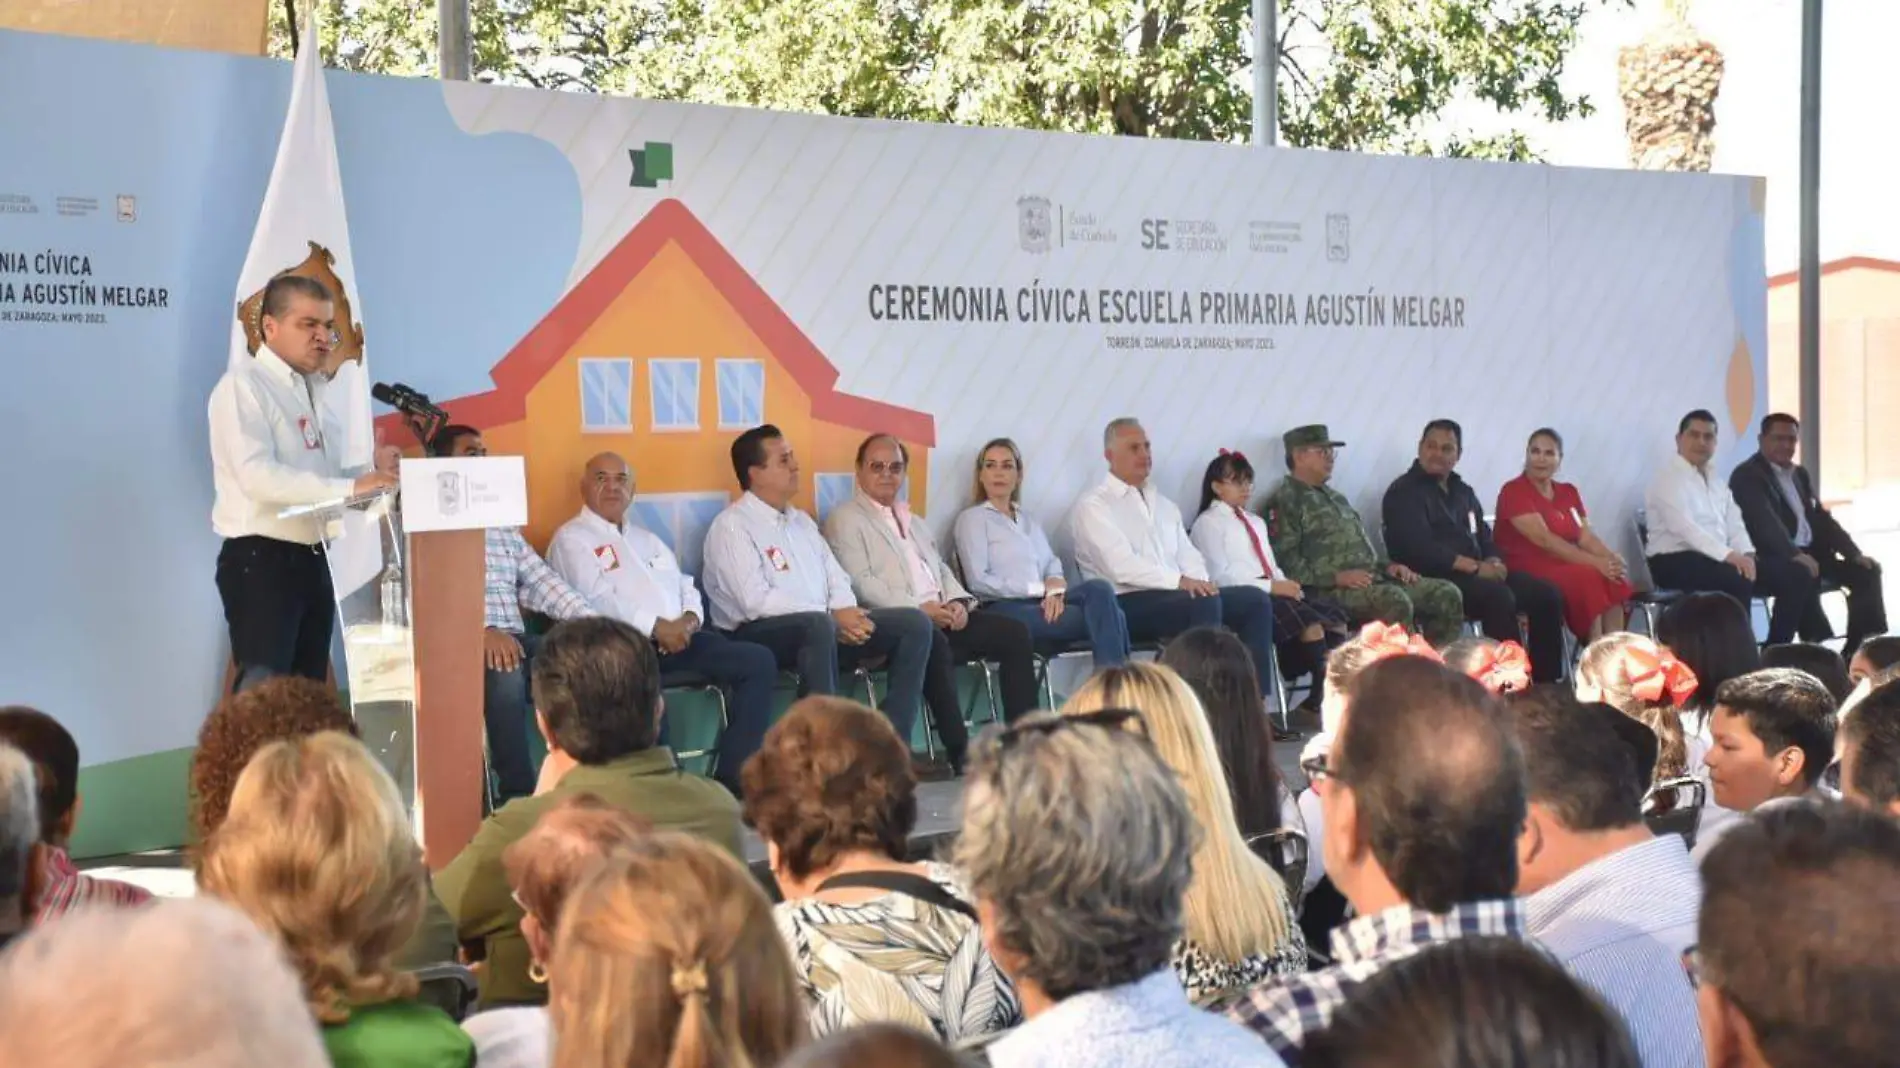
[1731,412,1887,657]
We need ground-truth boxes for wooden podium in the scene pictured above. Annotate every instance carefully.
[282,458,520,870]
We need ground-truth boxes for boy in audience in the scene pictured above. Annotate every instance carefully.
[1505,688,1701,1068]
[1694,668,1837,862]
[1226,657,1529,1065]
[1760,643,1851,706]
[1839,680,1900,816]
[1695,802,1900,1068]
[1849,635,1900,687]
[0,707,150,919]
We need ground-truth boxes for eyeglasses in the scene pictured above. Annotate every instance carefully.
[866,461,907,476]
[1300,752,1339,784]
[1680,945,1702,988]
[997,707,1147,749]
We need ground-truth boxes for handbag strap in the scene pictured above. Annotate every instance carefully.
[814,870,979,921]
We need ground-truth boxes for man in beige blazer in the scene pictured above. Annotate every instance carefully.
[825,435,1042,757]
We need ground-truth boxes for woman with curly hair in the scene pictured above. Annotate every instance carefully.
[741,696,1019,1043]
[188,677,456,971]
[199,731,474,1068]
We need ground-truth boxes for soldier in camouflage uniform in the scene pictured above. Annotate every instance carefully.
[1263,425,1464,646]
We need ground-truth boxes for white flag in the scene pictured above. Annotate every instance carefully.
[229,7,373,473]
[231,10,381,599]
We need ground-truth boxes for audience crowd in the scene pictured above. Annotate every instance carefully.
[1,407,1895,1068]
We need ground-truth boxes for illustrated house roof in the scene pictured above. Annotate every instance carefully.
[1767,256,1900,288]
[398,198,936,444]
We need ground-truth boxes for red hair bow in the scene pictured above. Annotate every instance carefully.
[1219,447,1248,463]
[1467,640,1532,694]
[1624,644,1699,707]
[1356,622,1443,664]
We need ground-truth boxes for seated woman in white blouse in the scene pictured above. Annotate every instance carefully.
[1189,449,1350,694]
[953,438,1131,671]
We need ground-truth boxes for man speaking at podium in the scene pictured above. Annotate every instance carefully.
[209,275,399,692]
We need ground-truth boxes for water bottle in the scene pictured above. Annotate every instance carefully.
[380,562,406,632]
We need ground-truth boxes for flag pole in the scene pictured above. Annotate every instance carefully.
[438,0,471,81]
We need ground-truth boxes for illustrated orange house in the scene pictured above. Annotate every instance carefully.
[380,199,935,571]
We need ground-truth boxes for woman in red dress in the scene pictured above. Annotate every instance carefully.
[1494,428,1635,640]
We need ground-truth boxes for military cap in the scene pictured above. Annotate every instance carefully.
[1282,425,1346,450]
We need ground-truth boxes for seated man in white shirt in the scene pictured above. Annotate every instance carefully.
[1506,687,1703,1068]
[1645,409,1816,645]
[701,424,935,764]
[1070,418,1276,701]
[548,452,777,794]
[826,435,1038,757]
[434,427,596,802]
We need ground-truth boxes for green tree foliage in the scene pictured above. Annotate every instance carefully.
[274,0,1626,160]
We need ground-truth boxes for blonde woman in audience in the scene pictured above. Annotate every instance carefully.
[188,676,457,970]
[743,696,1020,1042]
[461,794,653,1068]
[547,831,807,1068]
[1061,662,1306,1002]
[199,731,474,1068]
[1575,633,1701,786]
[0,897,332,1068]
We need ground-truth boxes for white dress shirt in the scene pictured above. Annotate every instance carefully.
[953,501,1066,600]
[1070,474,1209,593]
[701,491,857,631]
[208,345,362,544]
[1643,455,1754,561]
[547,507,704,637]
[868,493,943,601]
[1771,464,1814,548]
[1190,504,1283,593]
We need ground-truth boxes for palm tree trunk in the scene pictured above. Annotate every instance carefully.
[1617,2,1725,171]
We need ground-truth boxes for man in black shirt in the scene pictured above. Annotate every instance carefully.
[1382,420,1567,682]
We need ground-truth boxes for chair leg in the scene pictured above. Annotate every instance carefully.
[981,662,1000,726]
[705,685,729,779]
[1035,654,1054,710]
[1268,649,1291,734]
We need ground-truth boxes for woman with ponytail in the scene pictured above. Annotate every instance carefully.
[548,832,806,1068]
[1575,633,1701,785]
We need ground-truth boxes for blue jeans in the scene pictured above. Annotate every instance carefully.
[730,609,933,745]
[1117,586,1276,697]
[979,578,1131,670]
[658,630,777,793]
[482,631,542,803]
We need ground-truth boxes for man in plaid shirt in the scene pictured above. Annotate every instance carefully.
[1223,656,1533,1064]
[435,428,597,801]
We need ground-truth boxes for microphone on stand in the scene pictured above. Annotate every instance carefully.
[371,382,449,448]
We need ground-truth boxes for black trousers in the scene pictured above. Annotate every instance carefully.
[1818,553,1887,657]
[1649,550,1819,645]
[923,612,1039,756]
[1447,571,1567,683]
[215,535,335,692]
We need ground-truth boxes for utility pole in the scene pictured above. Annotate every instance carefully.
[1797,0,1822,488]
[1253,0,1278,146]
[438,0,471,81]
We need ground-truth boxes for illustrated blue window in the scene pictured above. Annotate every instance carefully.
[632,492,731,578]
[716,359,765,428]
[815,473,856,525]
[649,359,700,431]
[579,358,633,432]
